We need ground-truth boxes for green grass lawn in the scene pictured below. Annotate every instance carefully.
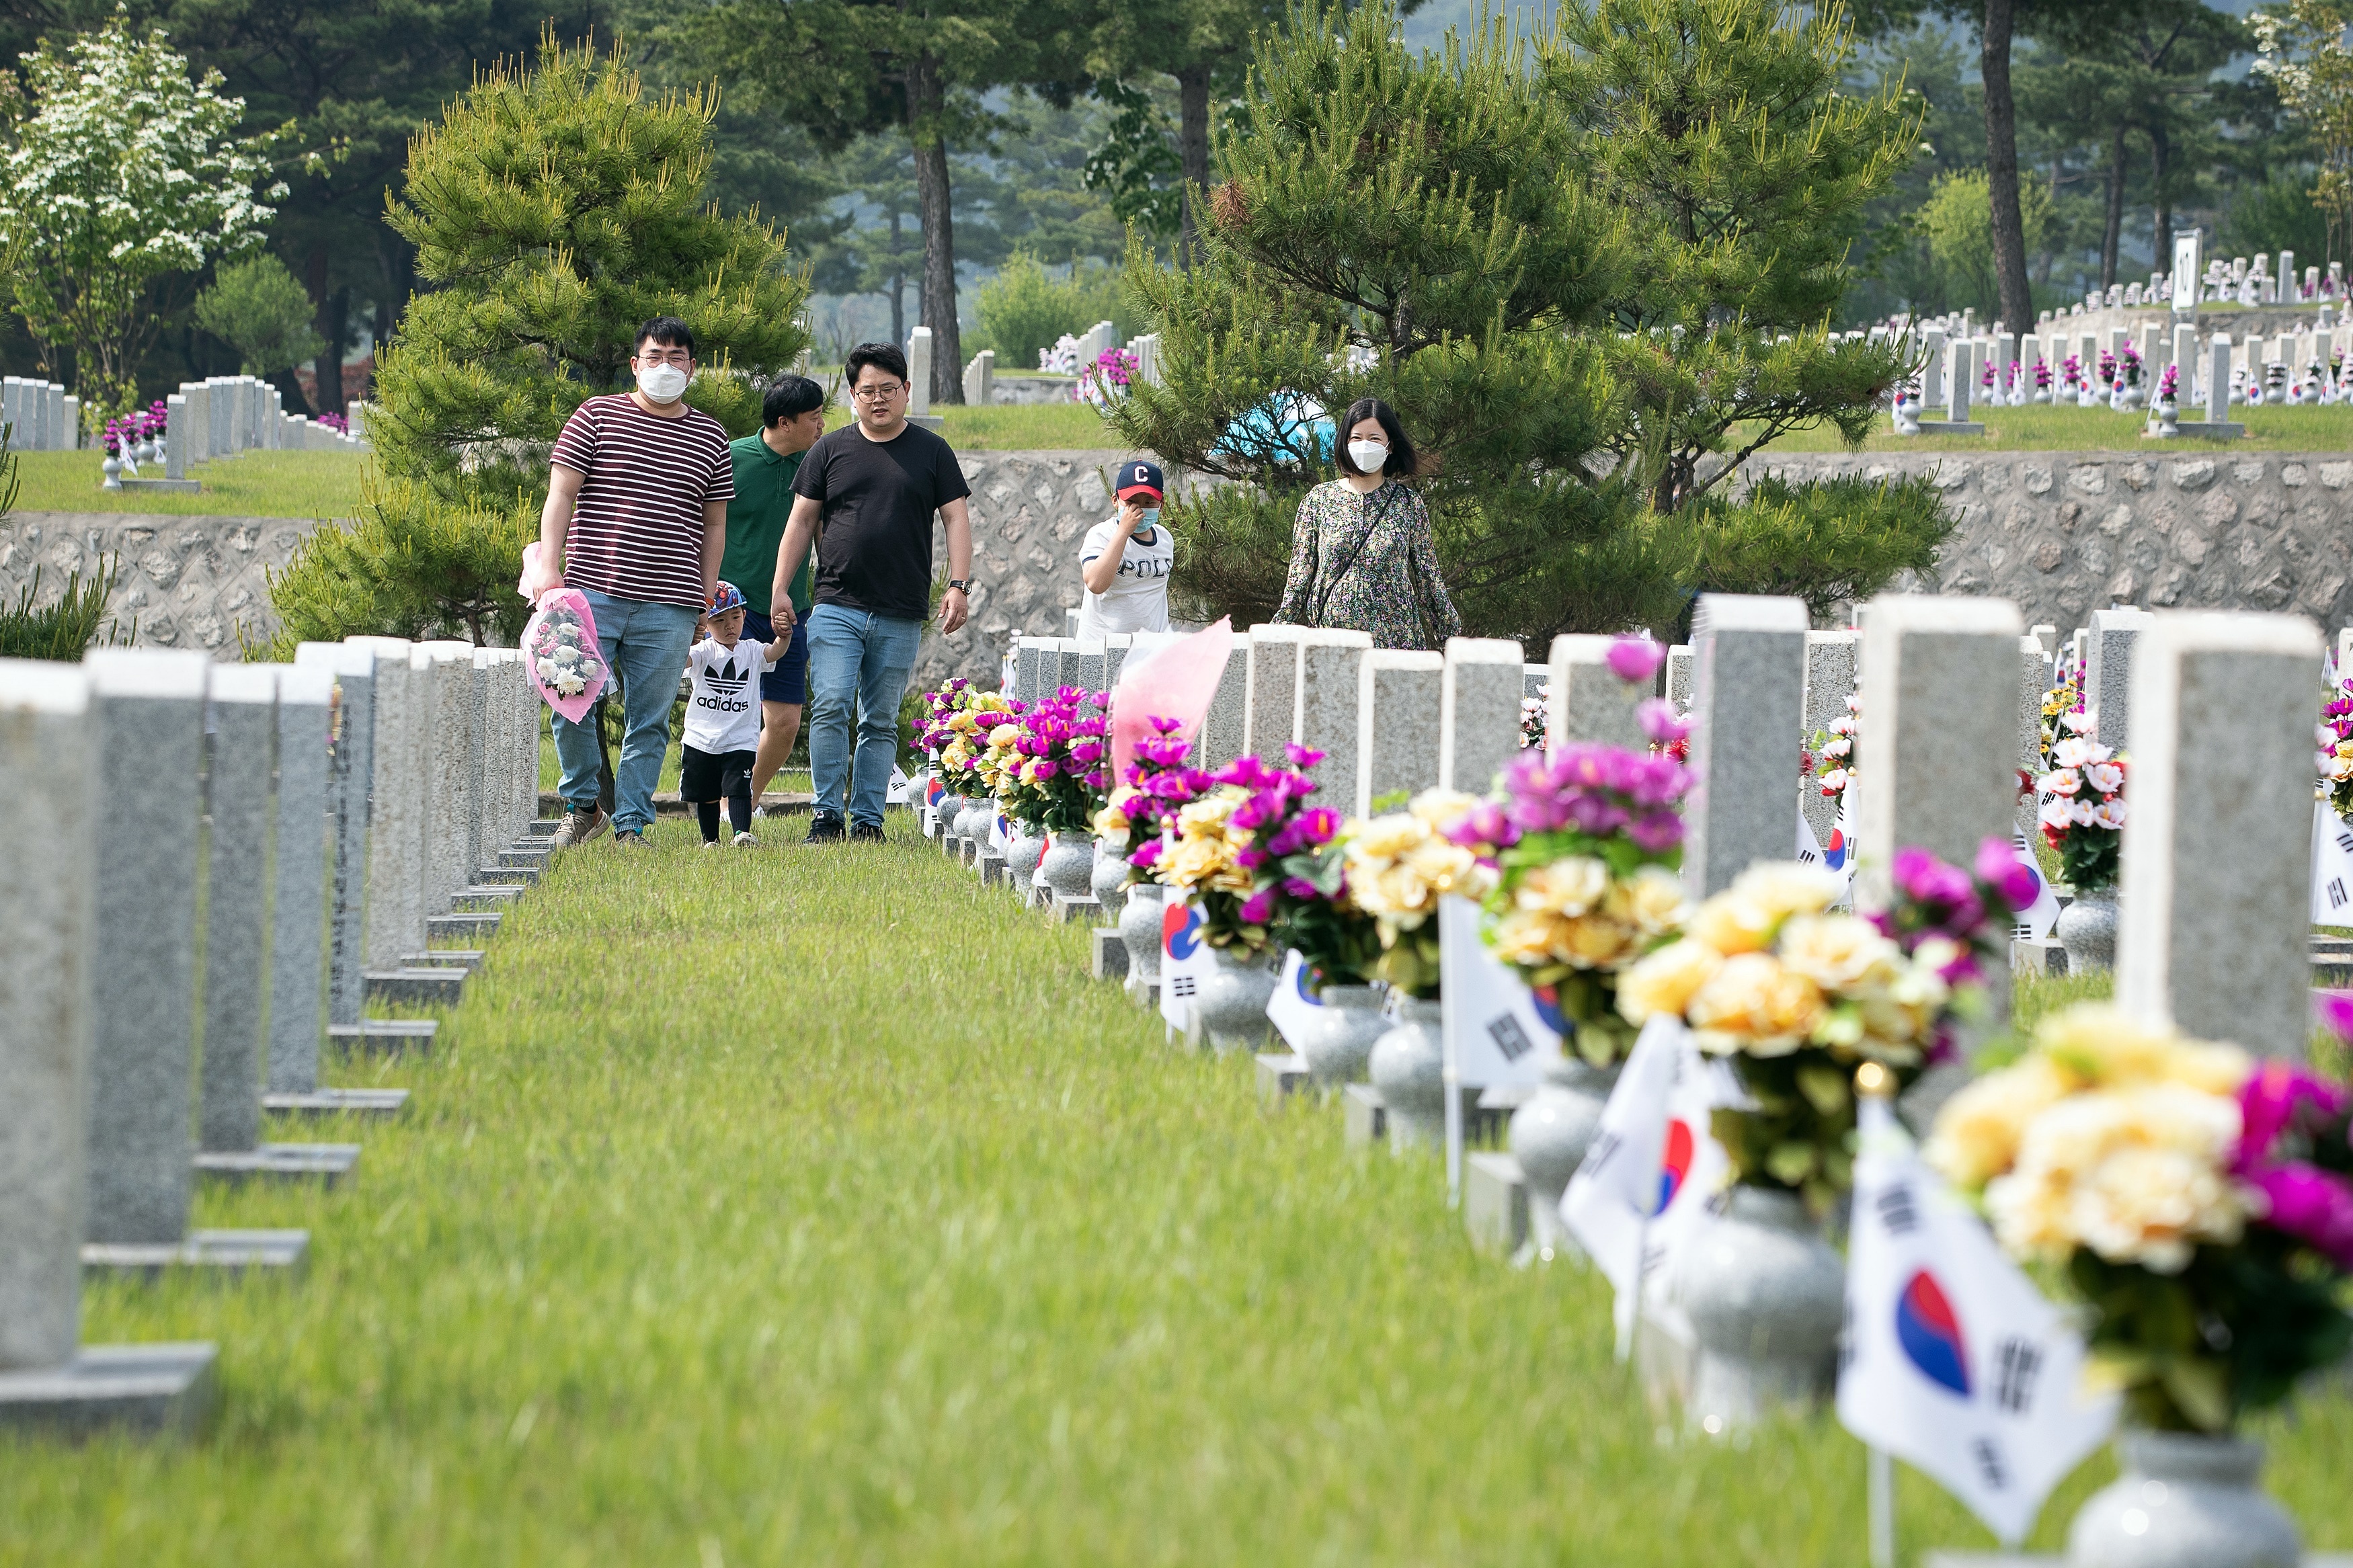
[11,448,369,518]
[3,829,2345,1565]
[936,401,1121,451]
[1742,401,2353,454]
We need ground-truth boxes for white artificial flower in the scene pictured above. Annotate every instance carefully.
[1821,736,1851,759]
[2052,737,2095,768]
[534,657,558,680]
[2092,798,2127,830]
[1819,766,1850,793]
[2083,762,2124,794]
[2062,711,2096,734]
[2070,798,2100,827]
[2038,798,2074,832]
[2042,768,2082,796]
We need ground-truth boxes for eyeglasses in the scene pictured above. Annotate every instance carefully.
[850,382,906,401]
[636,348,692,366]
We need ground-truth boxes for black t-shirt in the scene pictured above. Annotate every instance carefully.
[791,421,972,622]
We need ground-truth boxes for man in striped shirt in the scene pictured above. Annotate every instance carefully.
[526,316,735,849]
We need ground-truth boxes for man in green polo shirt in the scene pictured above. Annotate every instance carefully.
[717,374,827,806]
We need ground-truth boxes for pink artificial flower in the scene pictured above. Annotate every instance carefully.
[1606,636,1666,685]
[1637,698,1691,747]
[1237,888,1276,925]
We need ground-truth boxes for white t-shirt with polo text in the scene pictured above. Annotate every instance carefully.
[1076,515,1174,637]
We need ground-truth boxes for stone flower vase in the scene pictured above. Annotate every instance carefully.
[1004,826,1047,886]
[1285,982,1388,1090]
[1193,944,1277,1054]
[1118,882,1164,1004]
[1090,842,1129,907]
[2055,889,2119,972]
[1040,829,1096,899]
[2154,399,2180,438]
[1369,997,1447,1152]
[1510,1055,1622,1262]
[954,798,991,845]
[937,792,967,838]
[2066,1430,2301,1568]
[1675,1184,1844,1434]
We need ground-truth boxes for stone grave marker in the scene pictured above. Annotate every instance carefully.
[1683,595,1808,896]
[296,643,374,1030]
[1666,645,1693,705]
[2117,612,2322,1061]
[1245,624,1307,757]
[1546,634,1648,752]
[1437,636,1525,794]
[1297,630,1373,797]
[2084,606,2154,753]
[197,664,278,1158]
[1201,632,1250,768]
[265,665,336,1098]
[347,638,424,968]
[0,659,218,1434]
[1355,650,1443,817]
[1799,630,1859,848]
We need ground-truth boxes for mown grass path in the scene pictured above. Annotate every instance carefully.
[5,818,2347,1564]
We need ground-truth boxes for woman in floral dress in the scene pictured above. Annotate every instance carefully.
[1273,398,1462,650]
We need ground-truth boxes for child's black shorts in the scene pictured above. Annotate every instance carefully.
[680,744,757,802]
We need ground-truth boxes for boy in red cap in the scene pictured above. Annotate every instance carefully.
[1077,458,1173,637]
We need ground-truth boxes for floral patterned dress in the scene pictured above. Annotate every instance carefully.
[1273,479,1462,651]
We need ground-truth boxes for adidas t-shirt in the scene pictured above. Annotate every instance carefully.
[683,636,779,754]
[1075,515,1174,637]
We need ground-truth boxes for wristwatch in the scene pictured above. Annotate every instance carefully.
[947,578,969,592]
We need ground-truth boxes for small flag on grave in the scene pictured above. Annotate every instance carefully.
[2312,800,2353,923]
[1838,1089,2114,1547]
[1265,948,1322,1044]
[1436,894,1560,1090]
[1159,896,1207,1030]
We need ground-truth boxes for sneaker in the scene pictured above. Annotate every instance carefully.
[849,821,886,844]
[614,830,649,848]
[733,831,757,848]
[701,839,721,851]
[805,813,845,845]
[547,804,608,850]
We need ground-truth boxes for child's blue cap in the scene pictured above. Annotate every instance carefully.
[709,581,747,616]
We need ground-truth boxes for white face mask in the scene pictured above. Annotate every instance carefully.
[1138,508,1160,528]
[1347,439,1389,474]
[635,362,690,403]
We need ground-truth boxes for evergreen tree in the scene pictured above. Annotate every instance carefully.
[1114,1,1948,646]
[265,32,808,649]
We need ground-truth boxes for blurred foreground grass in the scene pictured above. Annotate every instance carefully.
[2,829,2343,1565]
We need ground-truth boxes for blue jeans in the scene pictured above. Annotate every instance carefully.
[551,587,700,836]
[805,602,922,829]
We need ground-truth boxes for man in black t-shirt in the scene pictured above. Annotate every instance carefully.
[771,341,973,843]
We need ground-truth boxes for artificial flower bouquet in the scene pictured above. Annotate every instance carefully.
[1451,732,1693,1067]
[1615,842,2021,1210]
[1092,717,1211,888]
[1520,686,1548,751]
[1341,790,1498,998]
[521,589,609,723]
[1928,1003,2353,1432]
[2036,731,2126,894]
[1812,690,1860,803]
[2319,676,2353,820]
[922,679,1018,803]
[991,685,1110,833]
[1156,747,1340,960]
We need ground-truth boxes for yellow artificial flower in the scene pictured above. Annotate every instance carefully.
[1409,788,1483,831]
[1515,857,1610,919]
[1730,860,1844,921]
[988,723,1021,747]
[2033,1003,2250,1096]
[1776,913,1903,995]
[1985,1083,2247,1273]
[1607,864,1691,936]
[1687,952,1827,1057]
[1616,938,1724,1024]
[1925,1054,2075,1191]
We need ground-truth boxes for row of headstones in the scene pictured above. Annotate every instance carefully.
[0,635,549,1436]
[161,378,369,481]
[1004,601,2309,1067]
[2182,251,2345,308]
[2,377,76,450]
[951,329,1168,411]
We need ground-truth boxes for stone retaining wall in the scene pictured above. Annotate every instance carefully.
[1744,450,2353,631]
[0,511,319,654]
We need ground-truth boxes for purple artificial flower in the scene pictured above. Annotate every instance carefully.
[2246,1163,2353,1270]
[1975,836,2041,915]
[2237,1062,2350,1169]
[1446,799,1519,852]
[1129,840,1164,869]
[1238,888,1277,924]
[1284,743,1326,772]
[2315,990,2353,1048]
[1070,740,1104,764]
[1892,847,1984,935]
[1638,698,1691,747]
[1607,636,1666,685]
[1282,875,1320,901]
[1626,812,1684,853]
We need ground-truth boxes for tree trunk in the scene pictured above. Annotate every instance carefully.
[269,368,316,418]
[2151,120,2173,271]
[315,285,349,419]
[888,209,906,344]
[1176,63,1213,267]
[909,57,963,405]
[2101,127,2128,288]
[1981,0,2034,333]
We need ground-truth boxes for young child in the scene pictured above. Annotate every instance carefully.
[683,581,791,848]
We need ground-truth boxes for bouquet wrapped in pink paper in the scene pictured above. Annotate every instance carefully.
[521,589,608,723]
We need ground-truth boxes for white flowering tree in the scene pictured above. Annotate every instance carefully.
[0,17,286,425]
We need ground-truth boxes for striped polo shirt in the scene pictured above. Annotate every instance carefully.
[549,393,736,610]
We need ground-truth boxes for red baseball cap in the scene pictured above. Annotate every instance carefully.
[1115,458,1164,501]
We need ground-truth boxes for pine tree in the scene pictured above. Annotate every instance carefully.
[266,32,809,649]
[1113,0,1950,645]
